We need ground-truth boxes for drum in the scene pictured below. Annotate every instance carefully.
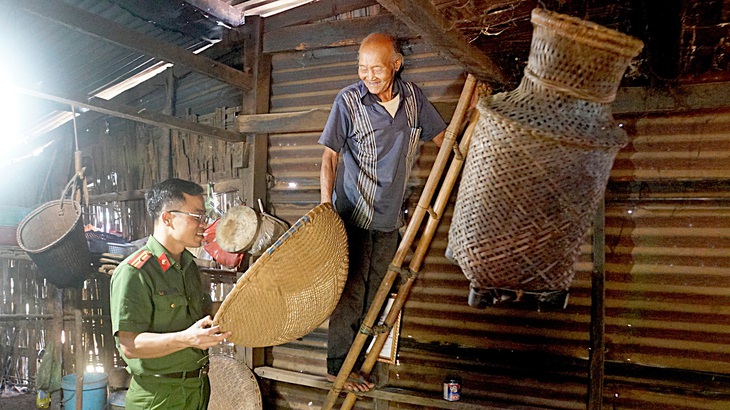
[216,206,289,257]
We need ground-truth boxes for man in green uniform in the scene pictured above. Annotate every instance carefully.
[110,178,231,410]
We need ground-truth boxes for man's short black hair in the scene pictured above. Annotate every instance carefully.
[145,178,204,221]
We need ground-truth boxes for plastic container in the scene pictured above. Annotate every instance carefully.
[36,389,50,408]
[61,372,108,410]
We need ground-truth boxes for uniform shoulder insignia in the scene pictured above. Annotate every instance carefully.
[128,249,153,269]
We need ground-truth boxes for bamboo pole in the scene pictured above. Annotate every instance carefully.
[321,74,478,410]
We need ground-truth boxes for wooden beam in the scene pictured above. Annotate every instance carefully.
[263,13,414,54]
[613,82,730,115]
[184,0,245,27]
[264,0,378,33]
[254,367,548,409]
[375,0,507,85]
[237,109,331,133]
[19,0,253,91]
[237,103,456,134]
[15,86,245,143]
[88,190,146,204]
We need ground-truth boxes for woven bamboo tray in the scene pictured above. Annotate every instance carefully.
[213,203,348,346]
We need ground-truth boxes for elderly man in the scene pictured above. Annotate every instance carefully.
[110,178,231,409]
[319,32,447,392]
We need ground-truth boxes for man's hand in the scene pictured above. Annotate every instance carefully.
[182,316,232,350]
[117,316,232,359]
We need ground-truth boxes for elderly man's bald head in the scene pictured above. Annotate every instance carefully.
[359,33,402,64]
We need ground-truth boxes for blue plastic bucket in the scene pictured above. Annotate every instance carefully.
[61,372,108,410]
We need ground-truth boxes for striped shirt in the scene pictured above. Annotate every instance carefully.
[319,78,447,231]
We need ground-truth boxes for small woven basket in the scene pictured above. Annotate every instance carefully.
[448,8,643,292]
[213,203,348,347]
[17,199,91,288]
[208,354,262,410]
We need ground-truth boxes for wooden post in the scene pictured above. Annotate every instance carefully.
[51,288,63,410]
[160,67,176,180]
[74,308,84,410]
[239,15,270,208]
[587,198,606,409]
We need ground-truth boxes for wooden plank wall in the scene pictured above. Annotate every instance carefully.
[263,32,730,409]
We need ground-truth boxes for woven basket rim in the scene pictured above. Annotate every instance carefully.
[220,204,326,294]
[212,202,347,347]
[531,8,644,57]
[16,199,83,254]
[478,96,628,149]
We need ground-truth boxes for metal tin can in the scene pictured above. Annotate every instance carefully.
[443,376,461,401]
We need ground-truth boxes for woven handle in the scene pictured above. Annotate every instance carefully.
[58,169,86,215]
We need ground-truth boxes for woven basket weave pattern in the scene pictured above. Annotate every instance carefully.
[528,8,644,103]
[213,203,348,347]
[16,200,91,288]
[452,107,620,290]
[208,355,262,410]
[448,8,642,292]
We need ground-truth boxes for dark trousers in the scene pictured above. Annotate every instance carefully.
[327,224,399,376]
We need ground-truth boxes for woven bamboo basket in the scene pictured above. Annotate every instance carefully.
[448,8,643,292]
[208,354,262,410]
[16,199,91,288]
[213,203,348,347]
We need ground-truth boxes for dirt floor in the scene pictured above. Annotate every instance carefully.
[0,393,38,410]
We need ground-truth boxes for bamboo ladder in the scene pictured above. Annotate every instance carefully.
[321,74,483,410]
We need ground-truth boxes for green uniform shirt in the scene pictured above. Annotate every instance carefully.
[110,235,209,375]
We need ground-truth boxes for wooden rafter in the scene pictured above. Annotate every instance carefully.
[15,86,245,143]
[264,0,378,33]
[19,0,253,91]
[375,0,508,84]
[184,0,246,27]
[264,13,414,53]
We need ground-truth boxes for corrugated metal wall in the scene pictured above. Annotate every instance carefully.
[264,34,730,408]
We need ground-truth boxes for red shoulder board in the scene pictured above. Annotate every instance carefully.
[157,253,172,273]
[128,249,153,269]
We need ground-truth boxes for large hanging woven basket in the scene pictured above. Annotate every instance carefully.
[17,199,92,288]
[448,8,643,293]
[208,354,262,410]
[213,203,348,347]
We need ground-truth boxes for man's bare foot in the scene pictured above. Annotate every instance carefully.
[327,372,374,392]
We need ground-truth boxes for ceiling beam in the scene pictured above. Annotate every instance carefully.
[184,0,246,27]
[15,86,245,143]
[19,0,253,91]
[238,109,332,133]
[264,0,378,33]
[375,0,508,85]
[264,13,414,53]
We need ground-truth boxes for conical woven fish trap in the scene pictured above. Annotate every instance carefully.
[213,203,348,346]
[208,354,262,410]
[448,8,643,292]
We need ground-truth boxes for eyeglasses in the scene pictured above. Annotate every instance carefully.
[168,210,210,224]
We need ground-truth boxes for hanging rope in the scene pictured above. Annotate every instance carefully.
[70,105,88,207]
